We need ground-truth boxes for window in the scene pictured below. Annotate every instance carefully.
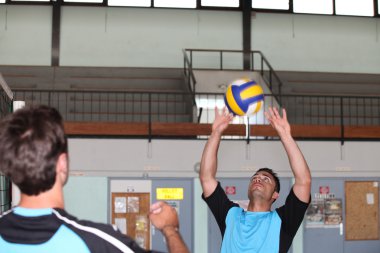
[294,0,333,14]
[252,0,289,10]
[11,0,50,1]
[335,0,374,16]
[108,0,150,7]
[64,0,102,3]
[154,0,196,8]
[201,0,239,8]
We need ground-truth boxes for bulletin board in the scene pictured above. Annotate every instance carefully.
[111,192,151,250]
[345,181,379,240]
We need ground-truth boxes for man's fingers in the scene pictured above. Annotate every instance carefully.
[150,201,164,213]
[214,106,220,116]
[273,107,281,118]
[282,108,287,121]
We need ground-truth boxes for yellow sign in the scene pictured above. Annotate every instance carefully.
[156,188,184,200]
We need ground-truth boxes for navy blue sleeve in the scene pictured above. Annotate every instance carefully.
[202,182,238,237]
[55,209,161,253]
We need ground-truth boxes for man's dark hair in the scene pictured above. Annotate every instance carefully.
[256,167,280,193]
[0,105,67,195]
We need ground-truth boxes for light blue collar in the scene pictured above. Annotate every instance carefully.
[14,207,53,217]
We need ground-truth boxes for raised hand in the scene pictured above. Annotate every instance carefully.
[264,107,291,138]
[212,107,234,135]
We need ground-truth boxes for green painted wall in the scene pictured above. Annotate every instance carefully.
[64,176,108,223]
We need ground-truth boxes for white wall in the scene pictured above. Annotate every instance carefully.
[60,7,242,67]
[1,6,379,74]
[68,138,380,178]
[251,13,380,73]
[64,176,108,223]
[66,138,380,253]
[0,6,52,65]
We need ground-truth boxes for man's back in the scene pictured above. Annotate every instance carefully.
[0,207,153,253]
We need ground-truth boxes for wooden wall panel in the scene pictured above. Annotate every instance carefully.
[64,122,379,139]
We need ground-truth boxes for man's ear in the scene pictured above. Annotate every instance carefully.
[272,191,279,201]
[56,153,68,184]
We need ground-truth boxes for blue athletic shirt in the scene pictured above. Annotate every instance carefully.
[0,207,162,253]
[202,182,310,253]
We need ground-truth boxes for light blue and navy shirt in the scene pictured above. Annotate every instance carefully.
[203,182,309,253]
[0,207,160,253]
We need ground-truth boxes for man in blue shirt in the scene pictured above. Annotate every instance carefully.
[200,107,311,253]
[0,105,189,253]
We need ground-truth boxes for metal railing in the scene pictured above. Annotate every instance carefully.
[195,93,380,127]
[183,49,283,98]
[12,89,380,127]
[13,89,195,123]
[0,90,13,215]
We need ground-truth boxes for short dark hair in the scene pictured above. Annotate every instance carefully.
[256,168,280,193]
[0,105,67,195]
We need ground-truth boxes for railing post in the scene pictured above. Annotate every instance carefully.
[246,116,250,145]
[269,69,272,90]
[220,51,223,70]
[148,93,152,142]
[183,53,186,75]
[190,50,193,67]
[251,52,254,71]
[340,97,344,145]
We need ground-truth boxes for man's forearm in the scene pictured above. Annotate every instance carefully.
[199,131,221,197]
[280,133,311,202]
[281,134,311,182]
[200,131,222,181]
[162,226,189,253]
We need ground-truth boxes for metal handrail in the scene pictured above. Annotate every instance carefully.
[0,90,13,215]
[12,89,380,127]
[183,49,197,94]
[183,48,283,104]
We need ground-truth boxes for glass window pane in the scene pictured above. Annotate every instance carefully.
[252,0,289,10]
[64,0,102,2]
[336,0,374,16]
[201,0,239,8]
[154,0,196,8]
[108,0,151,7]
[11,0,50,1]
[0,0,5,3]
[294,0,333,14]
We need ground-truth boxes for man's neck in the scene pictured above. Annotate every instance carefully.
[247,199,272,212]
[18,184,64,209]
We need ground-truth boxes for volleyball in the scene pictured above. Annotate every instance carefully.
[224,78,264,116]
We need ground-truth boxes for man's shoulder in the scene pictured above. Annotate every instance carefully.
[53,208,116,233]
[53,208,145,253]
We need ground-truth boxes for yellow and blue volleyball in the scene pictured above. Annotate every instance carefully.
[224,78,264,116]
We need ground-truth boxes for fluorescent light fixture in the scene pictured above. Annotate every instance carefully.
[335,0,374,16]
[294,0,333,15]
[154,0,196,8]
[64,0,102,3]
[252,0,289,10]
[108,0,151,7]
[201,0,239,8]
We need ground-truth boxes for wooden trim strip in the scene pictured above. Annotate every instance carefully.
[64,122,379,139]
